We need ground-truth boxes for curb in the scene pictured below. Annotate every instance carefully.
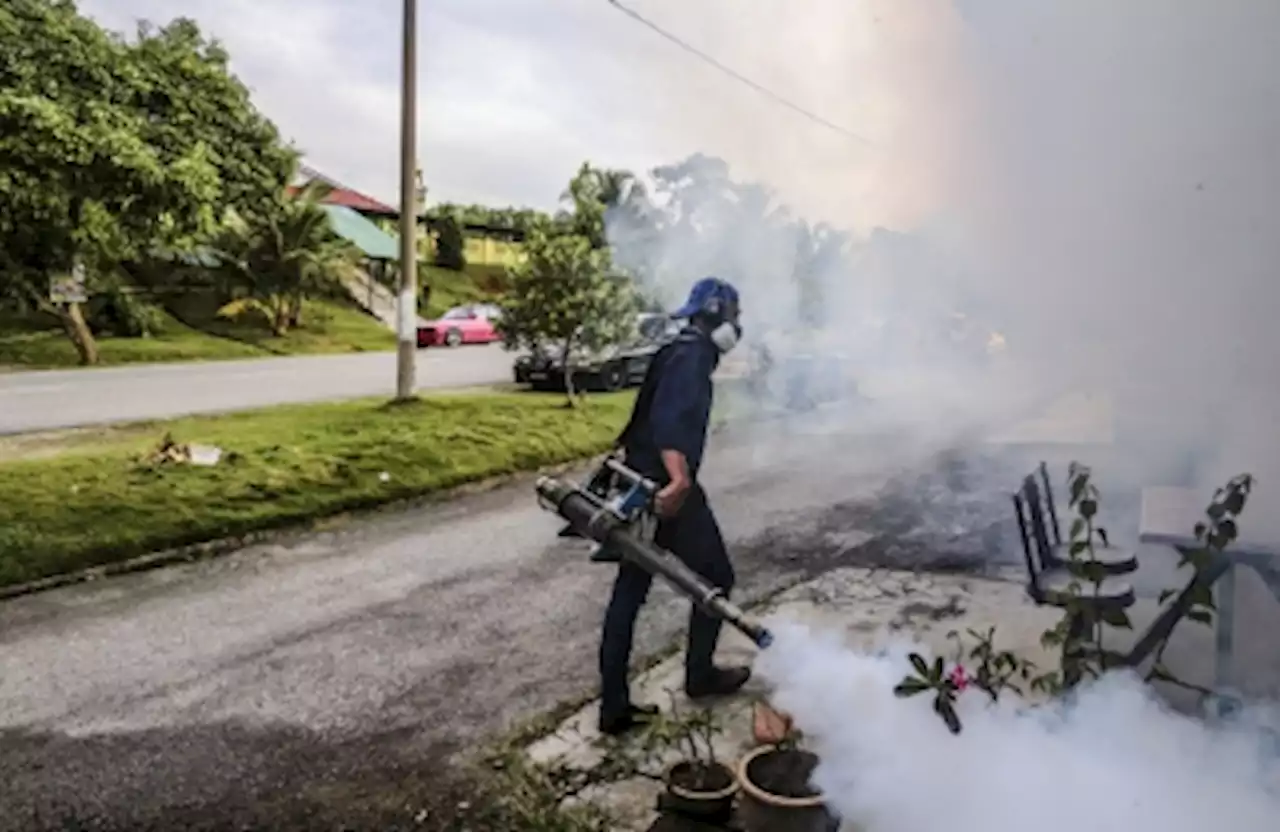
[0,458,598,603]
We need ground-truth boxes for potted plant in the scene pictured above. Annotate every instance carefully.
[737,702,838,832]
[635,697,738,823]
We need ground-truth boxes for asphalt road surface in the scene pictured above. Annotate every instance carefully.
[0,423,1006,831]
[0,344,514,435]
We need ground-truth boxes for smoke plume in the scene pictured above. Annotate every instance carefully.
[607,0,1280,525]
[757,620,1280,832]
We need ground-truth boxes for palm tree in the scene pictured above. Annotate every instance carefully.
[213,182,357,336]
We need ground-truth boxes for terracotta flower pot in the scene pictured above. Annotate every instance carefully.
[661,760,738,820]
[737,745,839,832]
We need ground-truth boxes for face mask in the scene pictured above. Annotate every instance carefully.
[710,321,741,353]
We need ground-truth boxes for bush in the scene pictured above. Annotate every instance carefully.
[434,216,468,271]
[87,285,169,338]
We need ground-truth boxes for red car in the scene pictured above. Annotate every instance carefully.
[417,304,502,348]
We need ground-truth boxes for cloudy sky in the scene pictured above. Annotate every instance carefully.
[79,0,931,222]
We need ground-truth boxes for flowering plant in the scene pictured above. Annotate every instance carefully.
[892,627,1039,735]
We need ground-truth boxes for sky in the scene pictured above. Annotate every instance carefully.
[79,0,903,219]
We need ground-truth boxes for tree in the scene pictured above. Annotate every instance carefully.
[433,214,467,271]
[496,224,637,405]
[559,162,646,250]
[0,2,294,364]
[211,182,357,336]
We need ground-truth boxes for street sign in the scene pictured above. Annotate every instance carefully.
[49,263,88,304]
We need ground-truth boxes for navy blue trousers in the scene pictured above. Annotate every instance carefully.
[598,485,736,719]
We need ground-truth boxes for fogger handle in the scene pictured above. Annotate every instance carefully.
[603,458,657,493]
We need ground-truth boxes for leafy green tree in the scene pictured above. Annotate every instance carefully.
[560,162,646,250]
[496,223,637,405]
[0,1,294,364]
[211,183,357,336]
[433,214,467,271]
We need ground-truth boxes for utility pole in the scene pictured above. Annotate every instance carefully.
[395,0,419,400]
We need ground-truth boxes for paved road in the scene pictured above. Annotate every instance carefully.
[0,422,1005,831]
[0,345,515,435]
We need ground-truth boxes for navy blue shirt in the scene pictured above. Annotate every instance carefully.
[623,327,719,483]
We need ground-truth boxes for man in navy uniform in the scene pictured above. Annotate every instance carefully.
[597,276,751,735]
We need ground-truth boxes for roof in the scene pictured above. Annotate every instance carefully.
[321,204,399,261]
[292,164,398,216]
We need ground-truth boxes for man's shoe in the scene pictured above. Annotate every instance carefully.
[599,703,659,736]
[685,666,752,700]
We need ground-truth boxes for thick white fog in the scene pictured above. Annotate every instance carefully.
[757,620,1280,832]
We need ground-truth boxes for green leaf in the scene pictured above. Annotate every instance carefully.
[1218,518,1239,543]
[894,678,931,698]
[934,696,963,735]
[909,653,930,678]
[1099,607,1132,629]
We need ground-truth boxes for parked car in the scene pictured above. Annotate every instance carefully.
[417,304,502,348]
[513,313,683,392]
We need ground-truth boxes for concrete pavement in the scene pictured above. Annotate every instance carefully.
[0,344,514,435]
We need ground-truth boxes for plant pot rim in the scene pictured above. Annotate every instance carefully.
[666,760,739,801]
[736,744,826,809]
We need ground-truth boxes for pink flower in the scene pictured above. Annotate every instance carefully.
[948,665,970,692]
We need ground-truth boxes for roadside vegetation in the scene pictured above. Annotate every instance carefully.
[0,299,394,368]
[0,392,632,589]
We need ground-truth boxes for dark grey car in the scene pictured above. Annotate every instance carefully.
[513,314,682,393]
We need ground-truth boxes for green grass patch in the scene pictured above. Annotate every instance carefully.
[421,263,510,318]
[0,299,395,369]
[0,392,632,588]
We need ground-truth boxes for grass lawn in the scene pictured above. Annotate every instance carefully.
[0,392,632,589]
[0,299,396,370]
[421,263,509,318]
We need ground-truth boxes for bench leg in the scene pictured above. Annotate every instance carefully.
[1125,554,1231,667]
[1215,565,1236,693]
[1243,557,1280,604]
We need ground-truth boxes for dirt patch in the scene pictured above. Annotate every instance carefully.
[669,761,734,793]
[739,450,1024,581]
[745,748,821,799]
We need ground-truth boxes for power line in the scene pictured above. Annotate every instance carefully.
[605,0,869,144]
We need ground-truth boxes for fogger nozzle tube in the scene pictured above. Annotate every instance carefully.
[537,475,774,650]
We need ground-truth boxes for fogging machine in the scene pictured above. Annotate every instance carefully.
[536,455,774,649]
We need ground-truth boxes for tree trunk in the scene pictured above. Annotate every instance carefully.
[562,336,577,408]
[287,293,304,329]
[270,296,290,337]
[57,302,99,366]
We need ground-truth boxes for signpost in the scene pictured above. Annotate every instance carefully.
[49,263,88,304]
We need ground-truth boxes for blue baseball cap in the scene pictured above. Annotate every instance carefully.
[672,277,740,319]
